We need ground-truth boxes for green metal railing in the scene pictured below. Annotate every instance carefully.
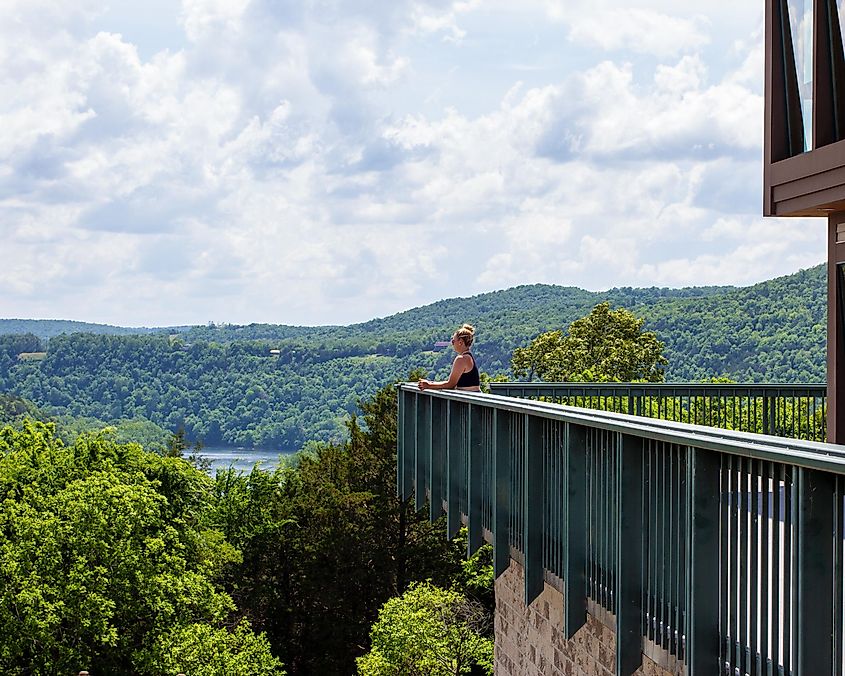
[490,383,828,442]
[397,384,845,676]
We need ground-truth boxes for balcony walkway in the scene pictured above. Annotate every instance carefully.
[397,382,844,676]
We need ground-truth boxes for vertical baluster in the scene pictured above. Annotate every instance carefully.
[600,433,607,608]
[771,462,780,676]
[760,460,771,676]
[617,432,645,675]
[783,466,792,676]
[556,422,563,578]
[642,440,650,640]
[564,422,588,639]
[541,420,548,570]
[732,394,737,433]
[796,467,835,675]
[669,445,676,655]
[493,410,511,578]
[397,388,405,500]
[674,445,681,656]
[681,447,688,659]
[403,390,416,500]
[687,446,721,676]
[547,422,553,573]
[661,442,667,648]
[740,459,749,675]
[751,459,760,675]
[650,440,658,643]
[430,398,446,521]
[524,415,543,606]
[601,432,613,611]
[613,432,620,613]
[835,477,844,676]
[730,455,740,672]
[446,400,462,539]
[588,430,595,602]
[517,416,524,551]
[675,446,685,659]
[416,395,431,513]
[467,404,483,556]
[720,454,730,672]
[811,396,816,441]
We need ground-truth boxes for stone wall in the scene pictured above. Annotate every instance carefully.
[494,560,679,676]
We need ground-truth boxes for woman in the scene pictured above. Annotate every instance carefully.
[418,324,480,392]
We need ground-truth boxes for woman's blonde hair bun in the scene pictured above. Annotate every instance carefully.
[454,323,475,347]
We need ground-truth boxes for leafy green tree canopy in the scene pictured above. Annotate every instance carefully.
[356,582,493,676]
[511,302,668,382]
[0,420,282,675]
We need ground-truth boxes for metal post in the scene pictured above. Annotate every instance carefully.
[796,467,835,675]
[763,394,773,435]
[446,400,463,539]
[686,447,722,676]
[617,432,645,676]
[564,423,588,638]
[493,409,512,577]
[397,387,404,499]
[401,390,416,500]
[430,397,447,521]
[524,415,544,606]
[416,395,431,512]
[468,404,484,557]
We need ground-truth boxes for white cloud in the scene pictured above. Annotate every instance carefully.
[0,0,825,326]
[180,0,251,43]
[568,8,710,58]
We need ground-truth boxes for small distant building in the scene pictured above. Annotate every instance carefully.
[16,352,47,362]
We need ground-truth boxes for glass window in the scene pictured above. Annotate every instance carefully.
[788,0,814,151]
[840,0,845,48]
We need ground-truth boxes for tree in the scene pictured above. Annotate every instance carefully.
[356,582,493,676]
[511,302,668,382]
[153,620,284,675]
[0,421,281,674]
[210,374,470,674]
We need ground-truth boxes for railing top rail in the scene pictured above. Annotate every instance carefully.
[489,381,827,395]
[398,383,845,474]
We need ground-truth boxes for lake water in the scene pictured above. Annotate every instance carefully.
[199,445,294,474]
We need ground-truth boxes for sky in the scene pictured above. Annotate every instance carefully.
[0,0,826,327]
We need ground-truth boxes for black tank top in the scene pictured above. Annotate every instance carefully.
[456,352,480,388]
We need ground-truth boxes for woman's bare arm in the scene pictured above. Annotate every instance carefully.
[418,354,470,390]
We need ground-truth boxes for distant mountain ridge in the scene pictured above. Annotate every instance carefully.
[1,283,735,341]
[0,264,826,449]
[0,319,173,339]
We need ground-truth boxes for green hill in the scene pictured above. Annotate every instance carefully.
[0,318,174,339]
[0,264,826,450]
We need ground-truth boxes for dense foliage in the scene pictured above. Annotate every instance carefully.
[0,422,283,674]
[0,392,171,452]
[511,302,667,382]
[0,264,826,449]
[357,582,493,676]
[210,379,488,674]
[1,380,492,674]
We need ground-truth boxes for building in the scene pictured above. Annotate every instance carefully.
[764,0,845,441]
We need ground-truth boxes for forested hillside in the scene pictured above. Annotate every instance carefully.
[0,381,492,675]
[0,318,173,338]
[0,264,826,449]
